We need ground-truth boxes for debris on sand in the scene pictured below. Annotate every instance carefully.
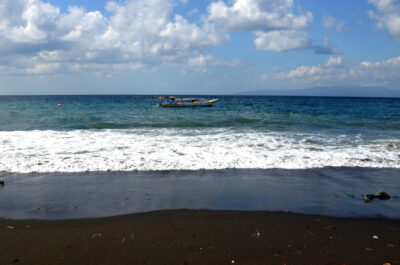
[363,191,391,203]
[91,233,102,239]
[251,228,262,238]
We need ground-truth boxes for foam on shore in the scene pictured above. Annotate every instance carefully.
[1,128,400,173]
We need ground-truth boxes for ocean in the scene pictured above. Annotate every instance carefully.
[1,95,400,172]
[1,95,400,219]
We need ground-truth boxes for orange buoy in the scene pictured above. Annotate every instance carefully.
[57,104,62,108]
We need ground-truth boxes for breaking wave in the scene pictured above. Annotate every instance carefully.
[1,128,399,173]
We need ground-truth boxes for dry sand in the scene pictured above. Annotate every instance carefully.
[1,210,399,265]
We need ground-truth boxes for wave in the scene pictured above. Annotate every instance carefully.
[1,129,399,173]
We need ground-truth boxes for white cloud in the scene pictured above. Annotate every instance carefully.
[274,56,400,88]
[207,0,312,31]
[188,55,214,67]
[254,30,310,51]
[254,31,336,54]
[323,15,348,31]
[368,0,400,41]
[0,0,59,44]
[98,0,225,57]
[326,56,343,66]
[26,63,60,74]
[58,7,107,42]
[0,0,227,75]
[206,0,336,54]
[189,55,241,67]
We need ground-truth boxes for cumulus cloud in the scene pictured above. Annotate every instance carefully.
[0,0,59,44]
[187,55,241,67]
[207,0,312,31]
[207,0,335,54]
[0,0,340,78]
[254,31,336,54]
[274,56,400,88]
[368,0,400,41]
[0,0,228,75]
[323,15,348,31]
[99,0,225,59]
[188,55,216,67]
[254,30,310,51]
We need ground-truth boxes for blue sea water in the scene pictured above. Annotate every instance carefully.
[1,95,400,219]
[0,95,400,172]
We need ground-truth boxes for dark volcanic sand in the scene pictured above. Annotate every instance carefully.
[1,210,399,265]
[2,168,400,220]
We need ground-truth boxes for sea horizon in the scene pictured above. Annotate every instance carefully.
[1,94,400,99]
[2,1,400,263]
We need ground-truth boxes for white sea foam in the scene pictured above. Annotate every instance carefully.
[0,129,399,173]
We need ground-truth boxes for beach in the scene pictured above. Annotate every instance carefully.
[1,169,400,264]
[2,0,400,263]
[1,169,400,220]
[1,210,399,265]
[1,95,400,264]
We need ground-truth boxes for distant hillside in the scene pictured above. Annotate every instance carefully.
[238,87,400,98]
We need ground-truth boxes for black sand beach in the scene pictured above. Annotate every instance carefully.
[1,210,400,265]
[1,169,399,264]
[1,168,400,220]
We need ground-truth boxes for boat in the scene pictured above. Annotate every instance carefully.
[157,96,219,107]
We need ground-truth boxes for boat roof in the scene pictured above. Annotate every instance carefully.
[158,96,205,100]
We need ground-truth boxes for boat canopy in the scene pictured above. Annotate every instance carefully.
[158,96,205,101]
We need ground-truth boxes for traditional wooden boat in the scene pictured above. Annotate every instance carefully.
[158,96,219,107]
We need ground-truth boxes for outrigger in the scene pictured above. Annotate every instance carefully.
[157,96,219,107]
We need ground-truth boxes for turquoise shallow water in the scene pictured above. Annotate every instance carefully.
[1,95,400,132]
[0,95,400,172]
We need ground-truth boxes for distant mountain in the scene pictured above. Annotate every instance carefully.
[238,87,400,98]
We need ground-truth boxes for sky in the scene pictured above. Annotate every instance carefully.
[0,0,399,95]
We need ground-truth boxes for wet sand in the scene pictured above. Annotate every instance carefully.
[1,168,400,220]
[1,210,399,265]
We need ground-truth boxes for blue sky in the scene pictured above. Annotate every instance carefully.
[0,0,399,95]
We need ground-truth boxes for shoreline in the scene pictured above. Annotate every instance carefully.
[1,168,400,220]
[1,209,399,265]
